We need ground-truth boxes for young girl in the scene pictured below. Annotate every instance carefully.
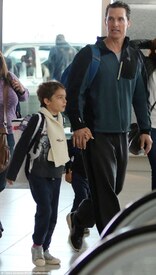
[7,81,69,267]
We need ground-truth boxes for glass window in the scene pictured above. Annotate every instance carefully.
[3,0,101,44]
[2,0,102,117]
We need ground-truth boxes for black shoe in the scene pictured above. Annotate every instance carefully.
[67,212,84,252]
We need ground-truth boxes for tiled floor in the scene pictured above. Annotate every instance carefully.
[0,165,151,275]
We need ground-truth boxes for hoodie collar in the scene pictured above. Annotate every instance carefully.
[96,36,130,53]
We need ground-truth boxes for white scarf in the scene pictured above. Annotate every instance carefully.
[40,107,69,167]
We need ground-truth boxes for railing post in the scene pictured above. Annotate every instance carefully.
[0,0,3,51]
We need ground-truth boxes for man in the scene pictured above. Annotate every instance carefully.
[47,34,77,81]
[65,1,152,251]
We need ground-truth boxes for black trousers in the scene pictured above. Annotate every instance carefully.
[75,133,128,235]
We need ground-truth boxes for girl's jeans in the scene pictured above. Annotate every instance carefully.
[28,173,61,251]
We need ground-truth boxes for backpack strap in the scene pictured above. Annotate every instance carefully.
[33,112,45,153]
[88,44,101,87]
[151,101,156,112]
[61,44,101,90]
[28,112,45,152]
[25,112,45,178]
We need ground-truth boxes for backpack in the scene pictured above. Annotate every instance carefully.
[12,113,43,146]
[61,44,101,89]
[12,112,45,183]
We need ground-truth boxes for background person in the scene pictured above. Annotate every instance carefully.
[65,1,152,251]
[65,139,91,236]
[47,34,77,81]
[19,48,36,77]
[145,48,156,189]
[130,38,156,190]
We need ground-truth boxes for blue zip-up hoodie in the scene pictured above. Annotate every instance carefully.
[66,36,151,134]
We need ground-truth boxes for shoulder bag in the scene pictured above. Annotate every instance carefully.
[0,85,10,174]
[129,101,156,155]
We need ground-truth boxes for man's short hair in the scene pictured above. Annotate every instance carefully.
[105,1,131,21]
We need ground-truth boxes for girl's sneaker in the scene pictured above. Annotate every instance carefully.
[44,249,61,265]
[31,245,45,267]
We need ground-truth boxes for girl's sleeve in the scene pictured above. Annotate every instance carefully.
[9,72,29,101]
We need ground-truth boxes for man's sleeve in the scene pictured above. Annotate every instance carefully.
[65,45,92,131]
[132,62,151,134]
[130,39,153,50]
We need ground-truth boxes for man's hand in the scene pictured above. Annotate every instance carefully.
[72,127,94,149]
[140,134,153,155]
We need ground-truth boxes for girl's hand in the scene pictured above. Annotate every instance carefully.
[11,79,25,94]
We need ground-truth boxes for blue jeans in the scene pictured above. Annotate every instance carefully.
[0,134,15,192]
[28,173,61,251]
[71,172,90,212]
[148,128,156,190]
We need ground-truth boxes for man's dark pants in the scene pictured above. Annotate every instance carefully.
[75,133,128,235]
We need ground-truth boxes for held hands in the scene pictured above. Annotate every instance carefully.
[72,129,152,153]
[140,134,153,155]
[72,127,94,149]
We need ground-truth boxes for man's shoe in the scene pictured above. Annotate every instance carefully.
[44,249,61,265]
[66,213,90,237]
[31,245,45,267]
[67,212,84,252]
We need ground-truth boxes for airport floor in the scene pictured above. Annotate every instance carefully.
[0,161,151,275]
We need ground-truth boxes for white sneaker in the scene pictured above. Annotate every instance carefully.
[44,249,61,265]
[31,245,45,267]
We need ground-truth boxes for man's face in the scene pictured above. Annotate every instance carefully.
[105,7,130,40]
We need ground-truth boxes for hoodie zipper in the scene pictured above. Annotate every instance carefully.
[117,61,123,80]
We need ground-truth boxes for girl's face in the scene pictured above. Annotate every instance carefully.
[44,88,67,115]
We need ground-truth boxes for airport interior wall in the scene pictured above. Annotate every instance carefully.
[120,0,156,40]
